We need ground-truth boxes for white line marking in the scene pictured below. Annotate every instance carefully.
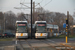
[33,48,35,50]
[47,39,55,43]
[16,40,17,44]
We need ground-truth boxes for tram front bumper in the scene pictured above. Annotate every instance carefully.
[35,36,47,38]
[16,36,28,38]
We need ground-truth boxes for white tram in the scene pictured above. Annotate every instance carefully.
[35,21,48,38]
[16,21,28,38]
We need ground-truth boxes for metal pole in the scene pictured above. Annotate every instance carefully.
[65,11,69,43]
[4,13,5,33]
[66,18,68,43]
[33,2,35,24]
[53,24,54,37]
[67,11,69,37]
[51,29,52,37]
[31,0,32,39]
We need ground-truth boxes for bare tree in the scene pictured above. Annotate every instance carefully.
[17,12,29,21]
[0,12,4,33]
[4,11,17,30]
[33,7,74,31]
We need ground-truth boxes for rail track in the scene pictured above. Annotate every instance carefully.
[15,39,75,50]
[16,39,35,50]
[39,39,75,50]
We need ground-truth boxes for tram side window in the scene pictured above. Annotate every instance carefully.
[54,29,58,33]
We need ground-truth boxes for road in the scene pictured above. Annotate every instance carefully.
[49,38,75,43]
[0,38,75,50]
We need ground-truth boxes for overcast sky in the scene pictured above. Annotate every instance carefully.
[0,0,75,15]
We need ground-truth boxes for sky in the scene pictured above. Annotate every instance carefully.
[0,0,75,15]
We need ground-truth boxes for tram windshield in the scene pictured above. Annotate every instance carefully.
[36,24,46,33]
[17,24,27,33]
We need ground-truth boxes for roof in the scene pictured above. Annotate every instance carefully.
[16,21,27,23]
[47,24,59,29]
[35,21,46,24]
[47,24,53,28]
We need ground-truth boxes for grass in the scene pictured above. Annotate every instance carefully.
[48,34,75,39]
[0,35,75,40]
[68,35,75,38]
[0,37,15,41]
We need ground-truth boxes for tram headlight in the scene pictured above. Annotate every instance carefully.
[16,34,18,36]
[37,34,40,36]
[44,34,46,35]
[44,34,47,36]
[25,33,27,36]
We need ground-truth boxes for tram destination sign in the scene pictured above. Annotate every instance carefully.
[18,24,26,26]
[37,24,45,26]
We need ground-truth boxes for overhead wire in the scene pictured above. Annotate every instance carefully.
[19,0,23,13]
[38,3,42,8]
[23,0,26,13]
[10,0,22,11]
[38,0,44,7]
[35,0,43,7]
[43,0,52,7]
[35,0,52,8]
[39,0,43,3]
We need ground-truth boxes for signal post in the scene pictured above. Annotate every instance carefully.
[50,29,53,37]
[65,11,69,43]
[66,18,68,43]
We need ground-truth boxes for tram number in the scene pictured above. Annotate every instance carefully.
[40,33,42,36]
[21,33,23,36]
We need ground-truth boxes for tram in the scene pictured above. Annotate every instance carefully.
[34,21,48,38]
[53,25,59,36]
[16,21,28,39]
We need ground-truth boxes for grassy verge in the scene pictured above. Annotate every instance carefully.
[48,34,75,39]
[0,37,15,41]
[68,35,75,38]
[48,35,65,39]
